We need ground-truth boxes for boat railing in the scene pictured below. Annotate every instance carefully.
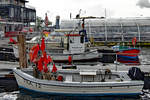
[47,49,98,56]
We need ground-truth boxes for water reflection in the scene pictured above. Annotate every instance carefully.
[0,90,141,100]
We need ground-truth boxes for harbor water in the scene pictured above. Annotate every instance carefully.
[0,47,150,100]
[0,91,141,100]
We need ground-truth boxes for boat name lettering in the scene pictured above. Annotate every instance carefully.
[35,82,41,88]
[23,79,41,88]
[24,79,33,86]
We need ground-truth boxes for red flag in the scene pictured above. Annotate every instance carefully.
[43,58,48,73]
[43,51,47,59]
[47,56,52,63]
[9,38,17,44]
[31,44,40,62]
[29,44,38,62]
[31,45,37,51]
[38,57,43,72]
[43,52,49,64]
[41,37,45,52]
[42,51,50,73]
[43,51,49,68]
[52,63,57,73]
[45,13,49,27]
[44,66,48,73]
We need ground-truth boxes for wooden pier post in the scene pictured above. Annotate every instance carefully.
[17,34,27,68]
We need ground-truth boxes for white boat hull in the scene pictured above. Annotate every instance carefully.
[12,44,101,63]
[50,53,100,63]
[13,68,143,96]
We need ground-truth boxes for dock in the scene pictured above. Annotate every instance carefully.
[93,41,150,47]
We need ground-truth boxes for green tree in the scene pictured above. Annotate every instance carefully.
[36,16,43,31]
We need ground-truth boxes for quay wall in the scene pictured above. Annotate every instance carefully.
[93,41,150,47]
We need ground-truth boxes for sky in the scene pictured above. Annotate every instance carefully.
[27,0,150,22]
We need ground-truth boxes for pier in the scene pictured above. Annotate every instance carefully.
[93,41,150,47]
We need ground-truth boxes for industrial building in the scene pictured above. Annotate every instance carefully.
[0,0,36,37]
[60,17,150,44]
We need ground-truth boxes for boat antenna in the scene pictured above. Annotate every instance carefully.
[105,8,107,19]
[70,13,72,19]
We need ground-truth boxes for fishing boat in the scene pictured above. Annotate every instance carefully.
[28,19,102,64]
[117,54,140,64]
[45,32,100,63]
[13,19,102,64]
[113,45,140,57]
[112,38,140,65]
[26,30,101,64]
[13,64,144,96]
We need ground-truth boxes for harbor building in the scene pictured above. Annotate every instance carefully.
[60,17,150,46]
[0,0,36,37]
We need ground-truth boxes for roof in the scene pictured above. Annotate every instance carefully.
[60,17,150,28]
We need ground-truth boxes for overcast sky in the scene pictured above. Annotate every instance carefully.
[28,0,150,21]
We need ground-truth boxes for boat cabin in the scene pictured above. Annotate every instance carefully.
[65,33,85,54]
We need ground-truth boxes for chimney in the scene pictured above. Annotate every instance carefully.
[55,16,60,29]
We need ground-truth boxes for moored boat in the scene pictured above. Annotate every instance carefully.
[112,44,140,65]
[13,65,144,96]
[13,19,102,64]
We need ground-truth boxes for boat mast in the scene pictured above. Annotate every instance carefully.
[120,18,124,45]
[104,8,108,43]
